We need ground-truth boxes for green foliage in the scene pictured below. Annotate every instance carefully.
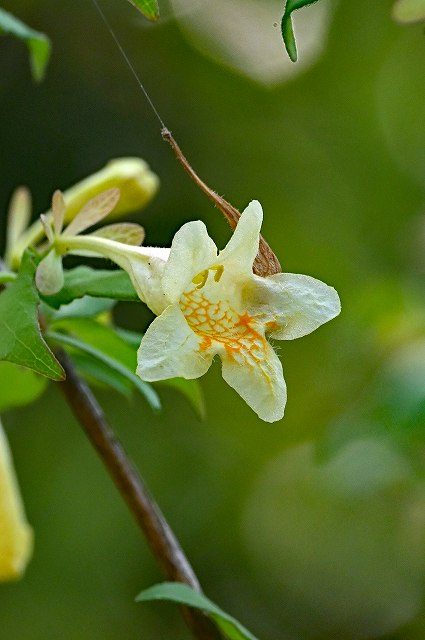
[70,352,133,397]
[0,362,47,412]
[0,251,64,381]
[136,582,259,640]
[43,296,115,322]
[126,0,159,22]
[117,328,206,418]
[46,319,161,411]
[281,0,321,62]
[41,267,138,308]
[0,8,50,81]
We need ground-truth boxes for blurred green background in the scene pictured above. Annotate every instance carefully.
[1,0,425,638]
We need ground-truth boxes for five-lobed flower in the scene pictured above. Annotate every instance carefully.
[53,198,341,422]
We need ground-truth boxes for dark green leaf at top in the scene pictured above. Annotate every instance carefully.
[281,0,321,62]
[0,8,51,81]
[0,251,64,380]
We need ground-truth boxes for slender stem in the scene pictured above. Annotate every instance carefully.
[161,127,282,277]
[56,349,221,640]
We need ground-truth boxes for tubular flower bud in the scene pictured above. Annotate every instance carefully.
[0,419,33,581]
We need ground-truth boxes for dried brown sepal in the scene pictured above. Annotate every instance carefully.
[161,127,281,277]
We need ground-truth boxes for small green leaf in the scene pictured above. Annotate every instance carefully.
[46,321,160,411]
[393,0,425,23]
[126,0,160,22]
[42,296,115,323]
[281,0,321,62]
[0,251,64,380]
[41,267,138,309]
[136,583,259,640]
[0,8,51,82]
[0,362,47,412]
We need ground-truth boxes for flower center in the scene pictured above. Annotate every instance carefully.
[180,283,269,367]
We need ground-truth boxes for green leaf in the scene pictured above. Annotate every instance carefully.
[0,362,47,412]
[71,353,133,398]
[0,8,51,82]
[393,0,425,23]
[116,328,205,418]
[126,0,160,22]
[136,583,259,640]
[46,320,160,411]
[281,0,321,62]
[0,251,64,381]
[41,267,138,309]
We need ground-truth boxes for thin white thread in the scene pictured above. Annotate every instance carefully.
[91,0,166,129]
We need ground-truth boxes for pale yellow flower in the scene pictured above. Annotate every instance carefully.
[137,201,340,422]
[0,418,32,580]
[57,200,340,422]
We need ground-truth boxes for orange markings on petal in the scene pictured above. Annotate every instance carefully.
[180,288,269,369]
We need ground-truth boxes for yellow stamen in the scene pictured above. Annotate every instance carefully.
[211,265,224,282]
[192,269,209,289]
[192,265,224,289]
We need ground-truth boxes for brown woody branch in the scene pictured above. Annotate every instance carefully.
[56,349,221,640]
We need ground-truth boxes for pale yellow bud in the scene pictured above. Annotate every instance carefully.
[0,418,33,581]
[61,158,159,224]
[10,158,159,269]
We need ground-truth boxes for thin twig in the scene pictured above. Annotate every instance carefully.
[56,349,221,640]
[161,127,282,277]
